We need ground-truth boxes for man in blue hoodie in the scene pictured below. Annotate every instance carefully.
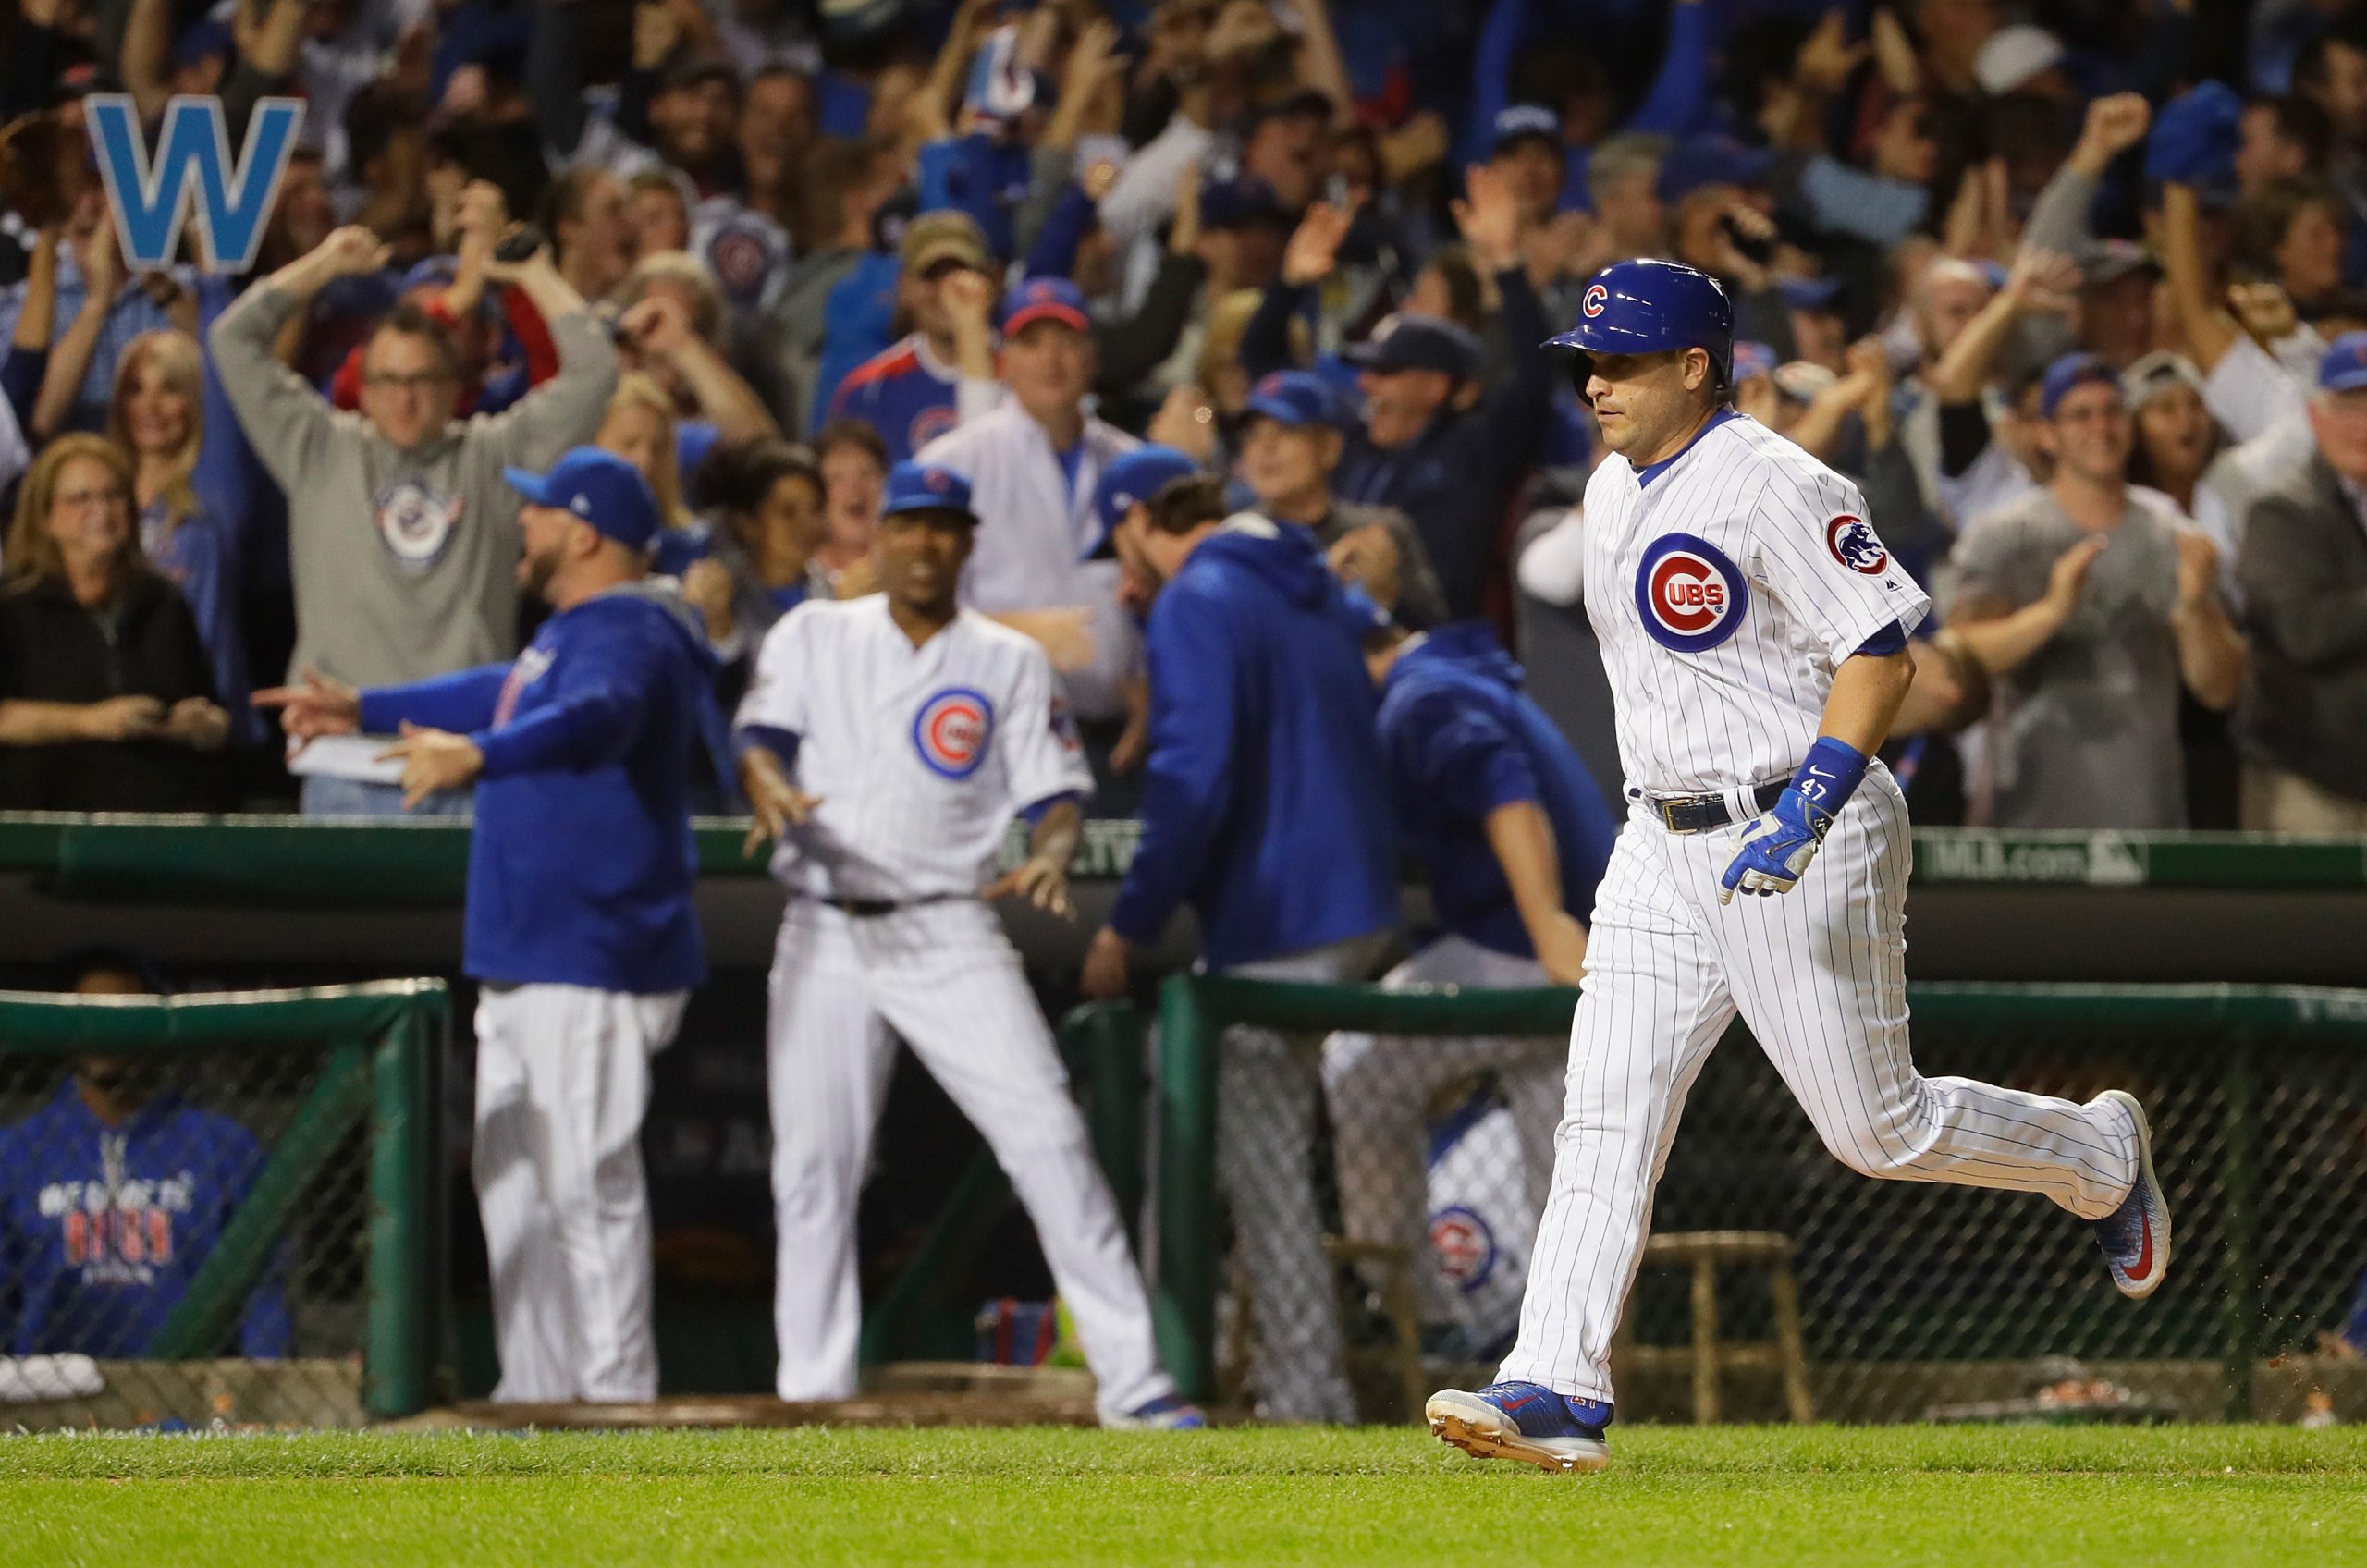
[257,447,712,1404]
[0,951,289,1361]
[1080,474,1399,1424]
[1322,620,1618,1358]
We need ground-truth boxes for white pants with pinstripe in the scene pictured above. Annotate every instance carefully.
[1497,766,2140,1404]
[765,899,1172,1420]
[473,982,686,1403]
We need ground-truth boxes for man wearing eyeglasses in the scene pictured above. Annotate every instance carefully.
[212,222,619,815]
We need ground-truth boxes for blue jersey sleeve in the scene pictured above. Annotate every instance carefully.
[1109,586,1242,947]
[360,664,511,736]
[472,637,656,779]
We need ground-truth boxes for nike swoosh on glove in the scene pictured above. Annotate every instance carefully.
[1718,788,1833,903]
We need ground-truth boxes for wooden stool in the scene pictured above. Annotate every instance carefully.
[1324,1236,1429,1423]
[1613,1231,1813,1424]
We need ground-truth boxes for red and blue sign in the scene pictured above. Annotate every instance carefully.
[913,687,994,779]
[1635,532,1748,653]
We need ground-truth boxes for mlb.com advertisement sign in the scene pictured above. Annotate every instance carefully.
[84,95,305,274]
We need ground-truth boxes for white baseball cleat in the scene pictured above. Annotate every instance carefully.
[1425,1382,1611,1475]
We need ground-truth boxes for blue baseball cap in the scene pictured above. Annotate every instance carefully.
[1001,276,1090,337]
[1490,104,1562,158]
[1342,314,1484,380]
[1245,370,1343,429]
[1655,133,1775,203]
[1087,445,1201,558]
[1776,274,1845,313]
[2038,351,2123,418]
[1730,340,1778,384]
[879,459,980,523]
[2320,331,2367,393]
[504,448,664,552]
[1201,176,1294,231]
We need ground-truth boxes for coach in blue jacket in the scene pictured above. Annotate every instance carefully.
[1082,469,1398,1424]
[258,447,712,1405]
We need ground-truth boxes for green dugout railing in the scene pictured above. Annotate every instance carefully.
[0,813,2361,900]
[0,980,448,1417]
[1145,978,2367,1417]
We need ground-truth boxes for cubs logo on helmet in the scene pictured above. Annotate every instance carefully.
[913,688,994,779]
[1825,514,1890,575]
[1582,283,1608,318]
[1634,533,1749,653]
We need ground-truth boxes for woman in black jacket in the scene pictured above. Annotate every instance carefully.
[0,435,231,812]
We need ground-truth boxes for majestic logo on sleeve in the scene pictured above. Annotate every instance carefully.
[1582,283,1608,317]
[1634,533,1748,653]
[374,479,463,572]
[1825,514,1890,575]
[492,645,556,728]
[913,687,994,779]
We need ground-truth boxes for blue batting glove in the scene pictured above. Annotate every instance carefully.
[1718,789,1831,903]
[1718,737,1868,904]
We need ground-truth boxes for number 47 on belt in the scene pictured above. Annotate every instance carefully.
[85,94,306,276]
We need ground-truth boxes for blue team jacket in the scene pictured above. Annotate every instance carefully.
[0,1082,289,1357]
[1379,622,1619,959]
[360,582,714,994]
[1111,520,1399,968]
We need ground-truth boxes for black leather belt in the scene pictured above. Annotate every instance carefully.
[1647,781,1788,835]
[810,894,956,918]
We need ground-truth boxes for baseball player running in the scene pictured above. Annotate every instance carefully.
[1426,261,2170,1474]
[735,459,1202,1429]
[259,447,712,1403]
[1322,619,1617,1353]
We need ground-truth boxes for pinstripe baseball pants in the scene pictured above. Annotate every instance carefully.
[473,983,687,1403]
[1497,768,2140,1403]
[766,899,1173,1420]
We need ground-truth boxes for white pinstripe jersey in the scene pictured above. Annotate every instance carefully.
[735,595,1093,900]
[1579,410,1931,797]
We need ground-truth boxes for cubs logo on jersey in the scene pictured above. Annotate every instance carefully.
[374,479,464,571]
[913,687,994,779]
[1430,1205,1498,1292]
[910,404,961,457]
[1825,514,1890,575]
[1634,533,1749,653]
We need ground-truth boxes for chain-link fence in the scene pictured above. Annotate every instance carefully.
[1141,981,2367,1426]
[0,983,443,1431]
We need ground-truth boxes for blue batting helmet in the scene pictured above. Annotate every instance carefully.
[1547,258,1736,390]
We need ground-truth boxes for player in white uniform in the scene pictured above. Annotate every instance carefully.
[735,459,1201,1429]
[1425,260,2172,1474]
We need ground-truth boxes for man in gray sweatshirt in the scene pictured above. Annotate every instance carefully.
[211,221,620,815]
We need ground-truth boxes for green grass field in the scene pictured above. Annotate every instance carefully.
[4,1425,2362,1567]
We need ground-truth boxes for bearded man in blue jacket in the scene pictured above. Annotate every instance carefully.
[1082,471,1398,1424]
[258,447,712,1404]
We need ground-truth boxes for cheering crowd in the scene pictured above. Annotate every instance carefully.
[0,0,2363,831]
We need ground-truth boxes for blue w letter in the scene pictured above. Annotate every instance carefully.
[88,95,306,275]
